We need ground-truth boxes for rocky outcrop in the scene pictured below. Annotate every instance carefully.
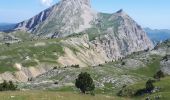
[57,28,153,67]
[0,64,52,82]
[161,60,170,75]
[15,0,97,38]
[15,6,53,32]
[0,32,20,44]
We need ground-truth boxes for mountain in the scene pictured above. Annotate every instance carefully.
[13,0,154,66]
[145,28,170,44]
[15,0,97,38]
[0,0,153,82]
[14,0,153,49]
[5,0,153,67]
[0,23,16,32]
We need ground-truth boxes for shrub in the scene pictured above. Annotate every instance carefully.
[53,66,57,70]
[145,79,155,93]
[117,85,134,97]
[133,79,156,96]
[121,62,125,65]
[98,64,102,66]
[162,55,169,61]
[0,80,17,91]
[75,72,95,94]
[8,81,17,90]
[154,70,165,79]
[71,64,80,68]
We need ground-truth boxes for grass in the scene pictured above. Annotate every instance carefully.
[0,66,17,73]
[12,77,170,100]
[48,61,148,97]
[21,60,38,67]
[11,31,32,41]
[126,76,170,100]
[49,86,75,92]
[0,38,65,72]
[0,91,127,100]
[86,27,100,41]
[129,55,162,77]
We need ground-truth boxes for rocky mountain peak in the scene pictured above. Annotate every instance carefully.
[60,0,91,8]
[15,0,96,37]
[116,9,123,13]
[115,9,128,17]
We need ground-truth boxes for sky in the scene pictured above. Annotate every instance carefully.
[0,0,169,29]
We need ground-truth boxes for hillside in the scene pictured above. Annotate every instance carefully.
[0,40,170,99]
[128,76,170,100]
[0,40,160,100]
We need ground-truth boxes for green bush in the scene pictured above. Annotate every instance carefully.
[0,80,17,91]
[121,62,126,65]
[75,72,95,94]
[145,79,155,92]
[154,70,165,79]
[71,64,80,68]
[117,85,134,97]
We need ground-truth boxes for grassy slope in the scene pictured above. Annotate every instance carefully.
[48,61,147,96]
[128,77,170,100]
[129,55,162,77]
[0,91,128,100]
[0,38,64,73]
[5,77,170,100]
[43,52,165,100]
[0,34,169,99]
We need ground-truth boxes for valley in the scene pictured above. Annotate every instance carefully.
[0,40,170,99]
[0,0,169,100]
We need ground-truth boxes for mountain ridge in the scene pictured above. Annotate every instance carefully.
[14,0,97,38]
[0,0,153,82]
[145,28,170,44]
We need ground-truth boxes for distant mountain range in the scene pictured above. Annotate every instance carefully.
[145,28,170,44]
[0,23,16,32]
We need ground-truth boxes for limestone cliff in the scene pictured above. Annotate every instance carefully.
[15,0,97,38]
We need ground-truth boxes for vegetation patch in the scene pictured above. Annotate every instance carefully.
[21,60,38,67]
[0,80,17,91]
[129,55,162,77]
[0,39,65,72]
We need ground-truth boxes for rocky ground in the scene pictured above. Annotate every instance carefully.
[17,40,170,95]
[18,49,160,92]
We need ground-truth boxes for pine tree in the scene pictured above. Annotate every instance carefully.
[75,72,95,94]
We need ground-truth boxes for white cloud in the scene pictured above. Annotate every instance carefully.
[40,0,53,6]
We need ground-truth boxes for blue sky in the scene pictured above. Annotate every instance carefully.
[0,0,169,29]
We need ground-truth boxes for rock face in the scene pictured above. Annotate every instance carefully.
[0,32,20,44]
[0,64,52,82]
[161,60,170,75]
[56,9,153,66]
[58,33,152,67]
[15,0,97,38]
